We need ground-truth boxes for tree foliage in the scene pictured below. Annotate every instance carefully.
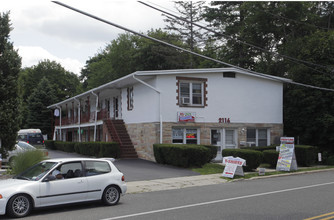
[18,60,81,129]
[26,77,57,139]
[80,29,191,90]
[0,12,21,154]
[203,2,334,149]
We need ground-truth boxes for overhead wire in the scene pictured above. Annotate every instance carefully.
[52,1,334,92]
[139,1,332,74]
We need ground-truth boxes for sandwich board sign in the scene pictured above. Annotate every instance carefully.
[276,137,298,171]
[222,156,246,178]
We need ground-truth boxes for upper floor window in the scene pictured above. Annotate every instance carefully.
[177,77,207,107]
[127,87,134,111]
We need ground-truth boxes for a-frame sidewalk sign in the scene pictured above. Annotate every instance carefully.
[276,137,298,171]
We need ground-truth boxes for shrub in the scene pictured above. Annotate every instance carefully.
[326,155,334,165]
[11,150,47,175]
[263,150,279,168]
[241,146,277,152]
[44,140,55,150]
[295,145,317,167]
[203,145,218,162]
[54,142,75,153]
[222,149,264,171]
[74,142,120,158]
[153,144,211,168]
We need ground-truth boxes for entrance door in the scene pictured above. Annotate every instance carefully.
[211,129,237,160]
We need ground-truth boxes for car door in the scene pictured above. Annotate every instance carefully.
[38,162,88,207]
[84,160,112,200]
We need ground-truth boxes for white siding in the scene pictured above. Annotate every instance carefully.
[121,78,160,124]
[157,73,283,124]
[121,72,283,124]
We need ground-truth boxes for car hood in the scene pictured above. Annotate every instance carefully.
[0,178,31,189]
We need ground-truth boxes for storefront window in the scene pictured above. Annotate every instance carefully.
[172,128,199,144]
[247,128,269,147]
[186,129,197,144]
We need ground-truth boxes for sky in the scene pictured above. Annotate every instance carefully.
[2,1,174,75]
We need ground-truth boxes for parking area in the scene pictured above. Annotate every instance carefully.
[48,150,199,182]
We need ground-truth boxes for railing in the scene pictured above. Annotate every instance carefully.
[54,109,110,126]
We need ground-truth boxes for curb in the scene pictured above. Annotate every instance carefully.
[126,168,334,194]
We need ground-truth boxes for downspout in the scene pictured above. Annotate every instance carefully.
[132,74,162,144]
[74,98,81,142]
[91,91,99,142]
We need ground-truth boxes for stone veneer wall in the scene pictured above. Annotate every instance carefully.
[125,123,160,161]
[125,122,283,162]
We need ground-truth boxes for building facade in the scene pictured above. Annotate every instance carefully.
[48,68,290,161]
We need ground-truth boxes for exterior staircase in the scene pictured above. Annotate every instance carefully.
[104,119,138,158]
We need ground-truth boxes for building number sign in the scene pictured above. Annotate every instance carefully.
[219,118,230,123]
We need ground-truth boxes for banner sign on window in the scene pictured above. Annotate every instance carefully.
[178,112,195,122]
[222,156,246,178]
[276,137,298,171]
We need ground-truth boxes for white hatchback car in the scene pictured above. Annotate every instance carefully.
[0,158,127,218]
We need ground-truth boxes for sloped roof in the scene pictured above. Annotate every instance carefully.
[48,67,290,108]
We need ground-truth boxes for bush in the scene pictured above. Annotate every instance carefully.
[44,140,55,150]
[11,150,47,175]
[222,149,264,171]
[326,155,334,165]
[153,144,211,168]
[74,142,120,158]
[203,145,218,162]
[54,141,75,152]
[241,146,277,152]
[295,145,317,167]
[263,150,279,168]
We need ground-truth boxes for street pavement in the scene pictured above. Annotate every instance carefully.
[1,149,334,195]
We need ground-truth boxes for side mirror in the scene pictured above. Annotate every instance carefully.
[43,175,56,182]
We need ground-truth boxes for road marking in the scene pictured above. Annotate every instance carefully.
[304,211,334,220]
[102,181,334,220]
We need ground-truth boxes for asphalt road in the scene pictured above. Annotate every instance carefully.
[47,150,200,181]
[2,170,333,220]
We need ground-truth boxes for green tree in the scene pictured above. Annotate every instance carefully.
[80,30,190,90]
[163,1,206,67]
[0,12,21,155]
[26,77,57,139]
[19,60,81,128]
[203,2,334,149]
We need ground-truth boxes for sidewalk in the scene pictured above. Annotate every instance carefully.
[126,167,334,194]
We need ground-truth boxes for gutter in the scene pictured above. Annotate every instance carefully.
[132,74,163,144]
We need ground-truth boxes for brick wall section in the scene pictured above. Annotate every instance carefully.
[125,122,283,162]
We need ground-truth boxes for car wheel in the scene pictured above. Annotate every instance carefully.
[6,194,32,218]
[102,185,120,206]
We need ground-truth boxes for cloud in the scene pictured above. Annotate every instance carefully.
[16,46,84,75]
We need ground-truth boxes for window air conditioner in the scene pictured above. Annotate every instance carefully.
[182,97,190,105]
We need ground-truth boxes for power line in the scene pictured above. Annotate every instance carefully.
[139,1,332,74]
[52,1,334,92]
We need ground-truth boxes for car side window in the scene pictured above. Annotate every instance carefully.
[85,161,111,176]
[54,162,83,180]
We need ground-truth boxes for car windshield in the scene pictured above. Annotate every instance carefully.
[17,141,35,150]
[14,162,57,181]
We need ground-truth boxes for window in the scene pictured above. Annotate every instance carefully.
[172,128,199,144]
[247,128,269,147]
[177,77,207,107]
[127,87,134,111]
[223,72,236,78]
[85,161,111,176]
